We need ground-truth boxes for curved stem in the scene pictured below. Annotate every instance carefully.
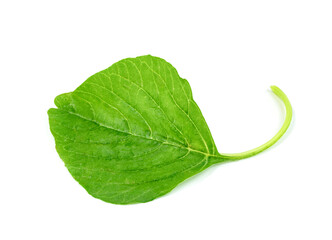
[218,85,292,161]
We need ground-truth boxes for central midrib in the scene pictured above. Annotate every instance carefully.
[60,108,222,159]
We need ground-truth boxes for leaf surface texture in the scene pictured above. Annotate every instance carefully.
[48,55,220,204]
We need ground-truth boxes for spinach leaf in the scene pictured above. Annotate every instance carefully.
[48,55,292,204]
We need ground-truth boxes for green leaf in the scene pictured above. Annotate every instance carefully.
[48,55,292,204]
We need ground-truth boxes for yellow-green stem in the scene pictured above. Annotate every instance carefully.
[217,85,292,161]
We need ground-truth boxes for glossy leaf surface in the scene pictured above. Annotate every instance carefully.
[48,55,222,204]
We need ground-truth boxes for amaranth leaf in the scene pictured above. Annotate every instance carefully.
[48,55,292,204]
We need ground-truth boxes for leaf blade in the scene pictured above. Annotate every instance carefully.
[48,55,218,204]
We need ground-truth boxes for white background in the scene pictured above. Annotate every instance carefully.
[1,1,331,239]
